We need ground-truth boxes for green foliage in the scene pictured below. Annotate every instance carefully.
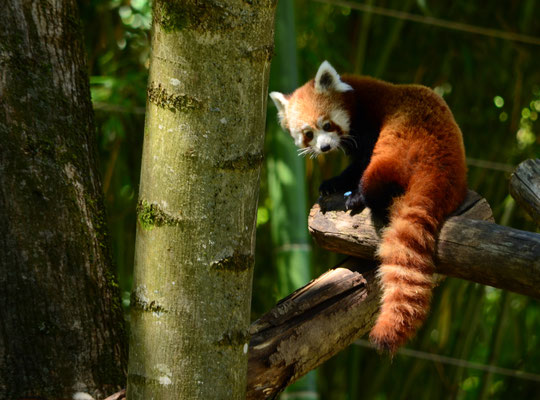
[289,1,540,399]
[79,0,539,398]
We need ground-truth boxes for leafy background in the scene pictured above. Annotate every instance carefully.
[78,0,539,398]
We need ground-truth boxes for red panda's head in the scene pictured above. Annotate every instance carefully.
[270,61,353,156]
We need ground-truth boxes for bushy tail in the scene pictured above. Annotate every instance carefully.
[369,191,442,354]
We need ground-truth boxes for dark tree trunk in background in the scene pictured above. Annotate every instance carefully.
[0,1,127,398]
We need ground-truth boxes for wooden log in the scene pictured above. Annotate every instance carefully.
[247,258,379,399]
[245,191,496,399]
[309,191,540,299]
[509,158,540,225]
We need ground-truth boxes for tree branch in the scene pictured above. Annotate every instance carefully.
[247,258,379,399]
[308,190,540,299]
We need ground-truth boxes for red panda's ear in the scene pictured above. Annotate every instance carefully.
[269,91,289,127]
[315,61,353,93]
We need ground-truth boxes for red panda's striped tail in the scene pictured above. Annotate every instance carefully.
[369,191,442,354]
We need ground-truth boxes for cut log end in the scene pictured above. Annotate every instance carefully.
[509,158,540,225]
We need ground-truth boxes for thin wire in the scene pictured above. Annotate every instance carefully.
[466,157,515,173]
[274,243,313,253]
[355,339,540,383]
[313,0,540,46]
[280,391,320,400]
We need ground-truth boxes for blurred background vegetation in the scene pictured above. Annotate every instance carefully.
[78,0,539,398]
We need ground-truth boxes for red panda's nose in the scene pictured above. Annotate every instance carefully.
[321,145,331,152]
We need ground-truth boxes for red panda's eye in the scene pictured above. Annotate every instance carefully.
[305,131,314,140]
[323,122,332,131]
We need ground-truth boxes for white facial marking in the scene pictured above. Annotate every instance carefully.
[314,130,340,153]
[330,108,350,133]
[292,131,303,147]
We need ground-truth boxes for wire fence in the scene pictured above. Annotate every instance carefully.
[355,339,540,383]
[313,0,540,46]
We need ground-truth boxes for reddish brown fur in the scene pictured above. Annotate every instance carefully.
[288,75,468,353]
[350,77,466,353]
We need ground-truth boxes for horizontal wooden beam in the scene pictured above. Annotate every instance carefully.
[309,191,540,299]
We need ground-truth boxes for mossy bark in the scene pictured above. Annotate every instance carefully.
[0,1,127,399]
[126,1,276,399]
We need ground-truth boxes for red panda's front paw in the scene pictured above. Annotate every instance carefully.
[319,178,344,196]
[319,175,355,196]
[345,190,365,212]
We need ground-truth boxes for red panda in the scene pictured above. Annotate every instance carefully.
[270,61,468,354]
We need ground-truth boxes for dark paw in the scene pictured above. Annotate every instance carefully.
[319,176,355,196]
[319,178,341,196]
[345,190,365,212]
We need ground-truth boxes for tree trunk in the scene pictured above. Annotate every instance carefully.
[126,1,276,399]
[0,1,127,399]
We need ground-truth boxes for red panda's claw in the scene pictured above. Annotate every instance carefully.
[345,190,365,212]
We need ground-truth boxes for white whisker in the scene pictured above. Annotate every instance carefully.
[297,147,311,157]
